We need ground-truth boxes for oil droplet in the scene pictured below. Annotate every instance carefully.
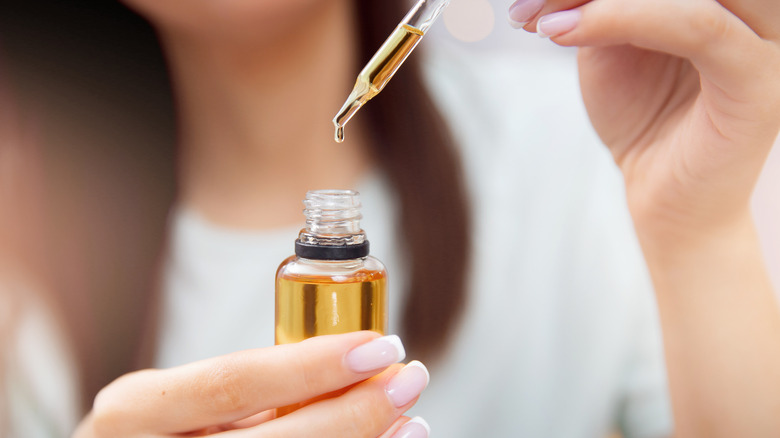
[335,125,344,143]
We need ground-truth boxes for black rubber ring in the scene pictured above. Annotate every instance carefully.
[295,241,370,260]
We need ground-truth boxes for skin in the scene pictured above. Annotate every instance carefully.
[74,332,417,437]
[129,0,373,229]
[522,0,780,436]
[74,0,780,436]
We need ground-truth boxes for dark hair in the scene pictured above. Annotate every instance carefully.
[0,0,176,411]
[0,0,470,414]
[355,4,471,362]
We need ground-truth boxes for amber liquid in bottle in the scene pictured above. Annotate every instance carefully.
[274,190,387,416]
[275,260,387,344]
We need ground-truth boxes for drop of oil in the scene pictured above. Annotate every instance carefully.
[335,125,345,143]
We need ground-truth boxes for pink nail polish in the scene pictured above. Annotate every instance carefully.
[537,9,581,38]
[386,361,430,408]
[345,335,406,373]
[391,417,431,438]
[507,0,545,29]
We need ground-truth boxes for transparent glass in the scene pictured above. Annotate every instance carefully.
[274,190,387,417]
[402,0,451,33]
[332,0,450,142]
[275,256,387,344]
[275,190,387,345]
[297,189,365,245]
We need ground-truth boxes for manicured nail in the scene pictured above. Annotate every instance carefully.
[345,335,406,373]
[507,0,545,29]
[391,417,431,438]
[386,360,430,408]
[537,9,581,38]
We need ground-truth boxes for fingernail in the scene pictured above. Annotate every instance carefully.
[507,0,545,29]
[386,360,430,408]
[345,335,406,373]
[391,416,431,438]
[537,9,581,38]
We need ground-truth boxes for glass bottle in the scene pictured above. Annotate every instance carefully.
[275,190,388,345]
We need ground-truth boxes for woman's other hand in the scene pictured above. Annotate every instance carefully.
[509,1,780,436]
[73,332,430,438]
[509,0,780,240]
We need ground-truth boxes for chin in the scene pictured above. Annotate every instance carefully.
[122,0,340,41]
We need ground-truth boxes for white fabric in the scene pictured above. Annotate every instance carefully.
[1,288,80,438]
[157,46,672,438]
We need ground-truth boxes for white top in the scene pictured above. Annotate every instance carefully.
[157,46,673,438]
[1,284,80,438]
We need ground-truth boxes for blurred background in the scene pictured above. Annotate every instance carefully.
[432,0,780,292]
[431,13,779,438]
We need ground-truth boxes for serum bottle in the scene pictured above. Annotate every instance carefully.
[275,190,388,346]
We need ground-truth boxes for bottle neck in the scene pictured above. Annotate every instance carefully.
[295,190,369,260]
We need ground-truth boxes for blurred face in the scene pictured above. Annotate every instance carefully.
[123,0,338,43]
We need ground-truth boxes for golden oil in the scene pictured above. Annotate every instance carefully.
[333,24,423,143]
[360,24,423,96]
[274,190,388,416]
[275,260,387,344]
[332,0,452,142]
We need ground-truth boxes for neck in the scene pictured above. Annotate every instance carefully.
[161,1,371,228]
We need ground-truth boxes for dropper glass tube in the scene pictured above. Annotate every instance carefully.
[333,0,450,143]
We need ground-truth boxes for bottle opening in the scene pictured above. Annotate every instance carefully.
[303,190,363,235]
[296,190,369,260]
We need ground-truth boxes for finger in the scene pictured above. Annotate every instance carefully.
[377,416,413,438]
[510,0,780,42]
[239,361,431,438]
[222,397,414,434]
[89,332,406,435]
[223,410,276,429]
[379,416,432,438]
[539,0,780,128]
[507,0,587,31]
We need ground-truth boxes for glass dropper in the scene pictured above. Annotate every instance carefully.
[333,0,450,143]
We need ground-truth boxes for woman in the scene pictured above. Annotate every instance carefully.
[2,0,779,436]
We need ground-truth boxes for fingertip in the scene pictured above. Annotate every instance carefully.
[345,334,407,373]
[389,416,431,438]
[537,9,582,39]
[383,335,407,363]
[507,15,529,30]
[408,416,431,434]
[536,18,549,38]
[378,415,412,438]
[385,361,430,408]
[507,0,544,30]
[405,360,430,387]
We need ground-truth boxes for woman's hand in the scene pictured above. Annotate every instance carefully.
[509,1,780,436]
[73,332,431,438]
[510,0,780,239]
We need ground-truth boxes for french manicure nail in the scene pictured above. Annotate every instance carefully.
[386,360,430,408]
[507,0,545,29]
[345,335,406,373]
[537,10,581,38]
[391,416,431,438]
